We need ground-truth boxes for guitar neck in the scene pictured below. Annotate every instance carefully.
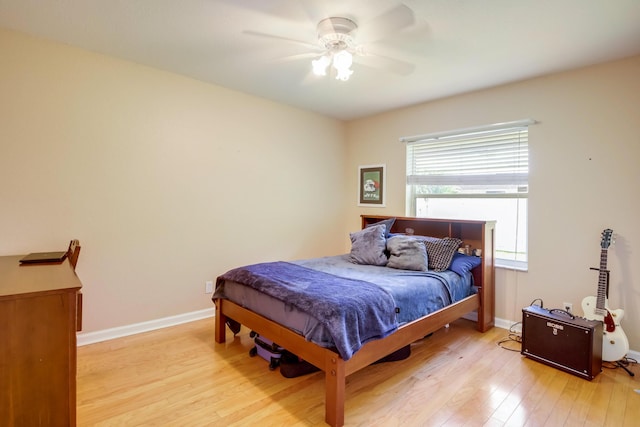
[595,247,609,314]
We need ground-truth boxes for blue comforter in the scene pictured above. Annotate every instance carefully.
[294,255,471,325]
[216,255,474,360]
[216,261,398,360]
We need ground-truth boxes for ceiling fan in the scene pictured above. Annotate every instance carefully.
[243,3,424,81]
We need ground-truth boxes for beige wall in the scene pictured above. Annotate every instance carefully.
[345,55,640,351]
[0,29,347,332]
[2,27,639,353]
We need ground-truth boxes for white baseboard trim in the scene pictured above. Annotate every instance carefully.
[461,312,520,333]
[77,308,215,347]
[78,308,639,361]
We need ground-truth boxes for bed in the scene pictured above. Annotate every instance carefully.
[213,215,495,426]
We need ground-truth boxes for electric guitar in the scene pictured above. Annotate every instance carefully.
[581,229,629,362]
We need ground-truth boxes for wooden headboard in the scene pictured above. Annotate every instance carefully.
[361,215,496,331]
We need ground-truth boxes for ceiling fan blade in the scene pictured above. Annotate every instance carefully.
[242,30,320,50]
[274,52,322,63]
[353,52,415,76]
[356,4,416,43]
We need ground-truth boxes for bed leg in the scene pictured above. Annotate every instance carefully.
[325,354,345,427]
[214,299,226,343]
[477,291,494,332]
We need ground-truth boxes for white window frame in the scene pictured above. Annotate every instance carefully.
[401,120,535,270]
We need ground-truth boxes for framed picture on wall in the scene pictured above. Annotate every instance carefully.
[358,164,386,207]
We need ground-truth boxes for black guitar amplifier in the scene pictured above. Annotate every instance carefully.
[521,305,602,380]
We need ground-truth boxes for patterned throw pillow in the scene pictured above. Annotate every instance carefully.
[423,237,462,271]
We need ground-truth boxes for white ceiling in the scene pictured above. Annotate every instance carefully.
[1,0,639,120]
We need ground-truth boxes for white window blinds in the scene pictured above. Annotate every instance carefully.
[405,122,531,191]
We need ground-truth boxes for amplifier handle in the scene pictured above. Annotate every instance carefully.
[548,308,576,320]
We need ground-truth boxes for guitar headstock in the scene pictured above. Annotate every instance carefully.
[601,228,613,249]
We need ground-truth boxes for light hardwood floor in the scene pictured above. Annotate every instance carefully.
[77,318,639,426]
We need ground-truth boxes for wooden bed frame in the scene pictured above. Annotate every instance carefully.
[214,215,495,426]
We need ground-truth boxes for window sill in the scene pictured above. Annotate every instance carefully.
[495,259,528,272]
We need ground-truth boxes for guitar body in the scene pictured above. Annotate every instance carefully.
[581,295,629,362]
[581,228,629,362]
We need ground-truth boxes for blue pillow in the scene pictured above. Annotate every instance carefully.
[449,252,482,276]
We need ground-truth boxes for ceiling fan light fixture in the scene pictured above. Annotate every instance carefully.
[313,17,358,81]
[312,55,331,76]
[332,50,353,81]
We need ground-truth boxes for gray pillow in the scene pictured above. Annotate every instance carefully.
[386,235,429,271]
[349,224,388,266]
[366,217,396,237]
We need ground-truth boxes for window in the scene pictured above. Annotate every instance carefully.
[403,120,534,269]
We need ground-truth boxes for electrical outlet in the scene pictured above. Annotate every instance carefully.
[205,280,213,294]
[563,302,573,313]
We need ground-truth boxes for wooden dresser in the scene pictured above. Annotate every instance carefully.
[0,255,82,426]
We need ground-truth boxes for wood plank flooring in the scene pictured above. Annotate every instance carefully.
[77,318,639,426]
